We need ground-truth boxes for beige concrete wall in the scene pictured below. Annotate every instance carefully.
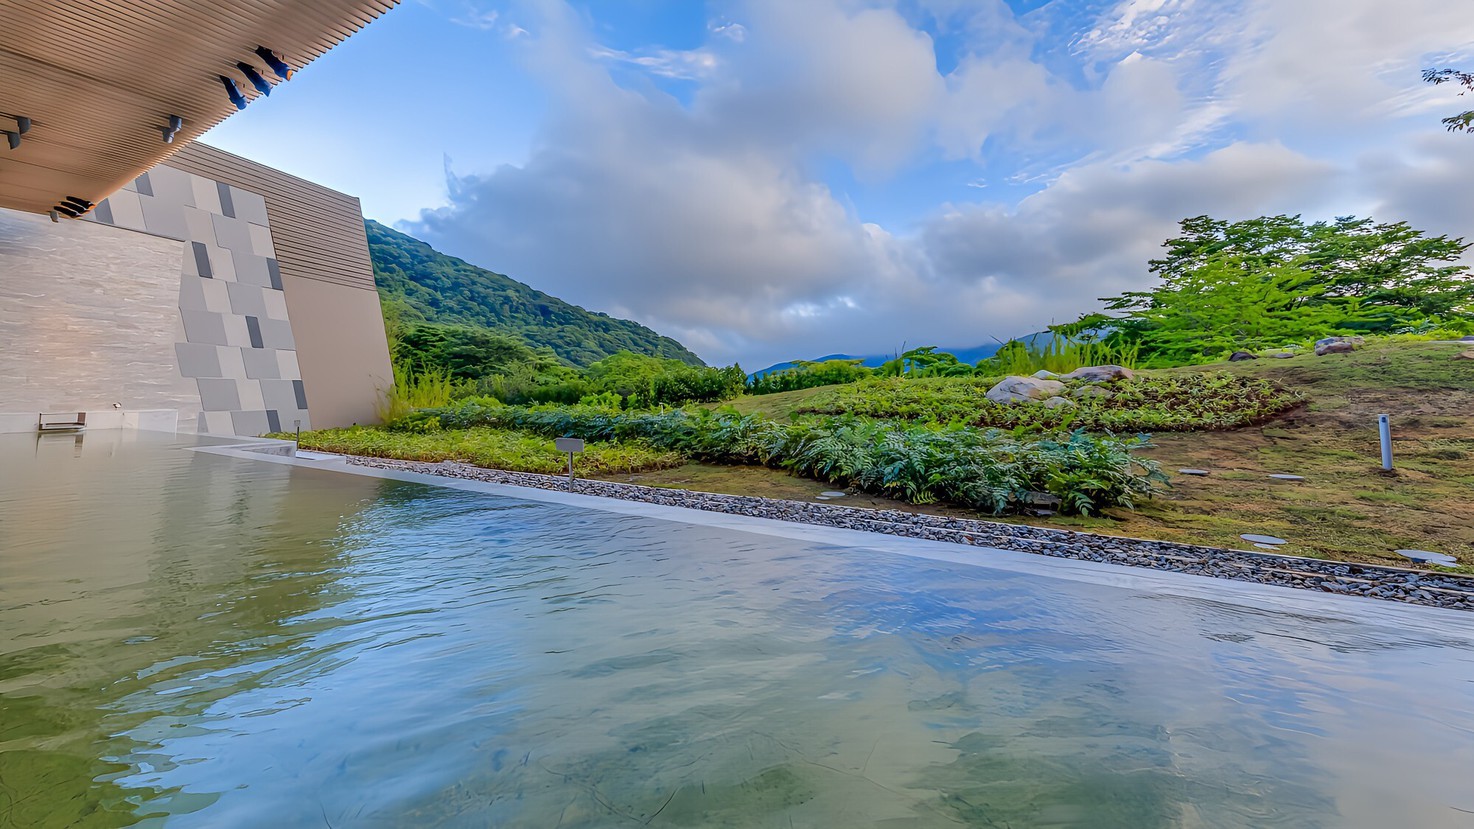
[165,144,391,428]
[279,274,393,427]
[0,208,199,427]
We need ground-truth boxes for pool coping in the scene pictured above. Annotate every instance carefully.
[192,440,1474,631]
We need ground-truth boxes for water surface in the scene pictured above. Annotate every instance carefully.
[3,432,1473,827]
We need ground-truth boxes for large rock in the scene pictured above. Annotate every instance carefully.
[1032,369,1060,380]
[1457,350,1474,361]
[986,376,1066,404]
[1042,396,1076,410]
[1060,365,1135,383]
[1314,336,1363,356]
[1070,385,1113,401]
[1228,351,1258,362]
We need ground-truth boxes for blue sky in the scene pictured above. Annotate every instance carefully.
[205,0,1474,367]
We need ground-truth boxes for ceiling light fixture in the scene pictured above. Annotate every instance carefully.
[1,114,29,150]
[236,63,273,97]
[220,76,248,110]
[160,114,184,143]
[254,47,294,81]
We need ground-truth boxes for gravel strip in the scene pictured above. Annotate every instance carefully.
[345,455,1474,612]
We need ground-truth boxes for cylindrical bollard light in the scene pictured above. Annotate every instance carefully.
[1378,414,1392,471]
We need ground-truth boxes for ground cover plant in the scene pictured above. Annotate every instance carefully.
[390,403,1167,516]
[797,373,1301,433]
[628,341,1474,566]
[288,425,682,475]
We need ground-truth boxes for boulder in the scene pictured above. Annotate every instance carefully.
[986,376,1066,404]
[1069,385,1113,401]
[1457,350,1474,361]
[1228,351,1258,362]
[1267,352,1295,359]
[1461,335,1474,342]
[1060,365,1135,383]
[1032,369,1060,380]
[1042,396,1076,410]
[1314,336,1363,356]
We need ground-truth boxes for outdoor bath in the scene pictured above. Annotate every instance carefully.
[3,432,1473,827]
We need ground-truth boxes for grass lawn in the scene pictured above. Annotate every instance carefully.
[619,340,1473,567]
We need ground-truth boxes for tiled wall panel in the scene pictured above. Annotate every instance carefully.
[83,165,310,434]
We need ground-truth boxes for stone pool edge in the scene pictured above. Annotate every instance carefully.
[204,443,1474,615]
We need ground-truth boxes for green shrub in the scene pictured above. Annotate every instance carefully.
[749,359,874,395]
[800,373,1299,433]
[375,363,466,423]
[408,404,1167,516]
[288,425,682,475]
[976,335,1141,376]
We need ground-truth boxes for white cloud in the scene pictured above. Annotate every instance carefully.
[589,45,719,81]
[399,0,1474,367]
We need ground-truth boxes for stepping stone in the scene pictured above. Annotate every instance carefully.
[1241,534,1287,545]
[1178,469,1210,476]
[1396,549,1458,567]
[821,491,847,498]
[1268,474,1306,481]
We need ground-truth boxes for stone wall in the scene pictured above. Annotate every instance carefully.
[0,209,200,432]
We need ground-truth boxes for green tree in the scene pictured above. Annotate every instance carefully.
[395,322,554,380]
[748,359,872,395]
[1114,252,1368,364]
[1135,215,1472,326]
[1424,68,1474,133]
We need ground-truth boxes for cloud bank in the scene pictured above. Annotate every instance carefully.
[406,0,1474,367]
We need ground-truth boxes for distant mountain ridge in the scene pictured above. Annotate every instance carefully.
[752,334,1056,378]
[366,220,703,367]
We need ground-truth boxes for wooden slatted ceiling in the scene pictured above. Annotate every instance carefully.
[0,0,398,215]
[166,142,376,291]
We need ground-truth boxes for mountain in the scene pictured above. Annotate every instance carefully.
[752,339,1047,378]
[366,220,704,367]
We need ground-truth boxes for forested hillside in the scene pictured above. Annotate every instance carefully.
[367,220,702,366]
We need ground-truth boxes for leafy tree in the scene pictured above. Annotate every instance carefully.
[584,351,745,407]
[1130,215,1472,327]
[877,346,966,378]
[396,323,552,380]
[1110,251,1371,364]
[1424,68,1474,133]
[748,359,873,395]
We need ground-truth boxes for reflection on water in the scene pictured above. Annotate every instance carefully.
[3,433,1474,827]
